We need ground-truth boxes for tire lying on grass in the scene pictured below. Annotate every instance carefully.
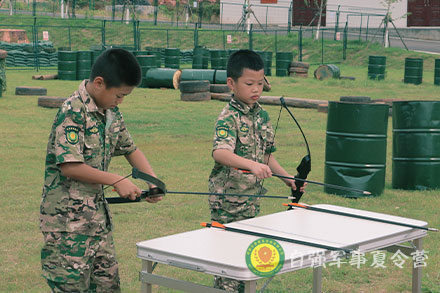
[180,80,211,101]
[16,86,47,96]
[210,84,230,93]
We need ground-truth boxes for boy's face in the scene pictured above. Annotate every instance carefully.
[90,77,135,110]
[227,68,264,107]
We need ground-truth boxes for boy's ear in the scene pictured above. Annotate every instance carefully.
[92,76,106,89]
[226,77,235,91]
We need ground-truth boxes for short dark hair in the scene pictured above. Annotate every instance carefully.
[90,48,142,88]
[227,49,264,81]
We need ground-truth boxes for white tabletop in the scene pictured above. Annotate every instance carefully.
[137,204,427,281]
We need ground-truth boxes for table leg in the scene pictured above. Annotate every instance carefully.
[141,260,153,293]
[244,280,257,293]
[412,237,423,293]
[313,266,322,293]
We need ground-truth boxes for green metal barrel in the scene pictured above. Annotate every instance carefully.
[193,47,208,69]
[368,55,386,80]
[136,55,158,88]
[164,48,180,69]
[325,101,390,197]
[180,69,215,84]
[434,59,440,86]
[276,52,293,77]
[77,51,92,80]
[145,68,180,89]
[146,47,162,68]
[404,57,423,85]
[256,51,273,76]
[58,51,77,80]
[210,49,227,70]
[214,70,227,84]
[392,101,440,190]
[314,64,340,80]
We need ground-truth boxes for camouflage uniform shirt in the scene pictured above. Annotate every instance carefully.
[208,96,276,223]
[40,80,137,236]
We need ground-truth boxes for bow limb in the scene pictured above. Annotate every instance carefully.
[280,97,311,204]
[131,168,167,194]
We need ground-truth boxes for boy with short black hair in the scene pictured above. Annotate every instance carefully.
[209,49,305,292]
[40,48,162,292]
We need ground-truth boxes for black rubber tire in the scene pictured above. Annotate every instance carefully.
[340,96,372,103]
[179,80,210,93]
[289,67,308,73]
[210,84,230,93]
[37,96,67,108]
[290,61,310,68]
[180,91,211,101]
[15,86,47,96]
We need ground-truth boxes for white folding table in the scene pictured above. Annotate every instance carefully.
[137,204,428,292]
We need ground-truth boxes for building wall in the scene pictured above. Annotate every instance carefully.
[220,0,291,26]
[220,0,409,28]
[326,0,408,28]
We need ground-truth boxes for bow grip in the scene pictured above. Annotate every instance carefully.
[291,155,311,204]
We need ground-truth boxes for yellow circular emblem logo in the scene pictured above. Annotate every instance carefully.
[65,126,80,145]
[245,238,285,277]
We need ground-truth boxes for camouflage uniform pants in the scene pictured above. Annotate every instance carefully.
[210,199,259,293]
[41,231,120,292]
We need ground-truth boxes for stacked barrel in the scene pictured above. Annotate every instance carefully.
[77,51,92,80]
[435,59,440,86]
[392,101,440,190]
[276,52,293,76]
[164,48,180,69]
[210,49,228,70]
[256,51,272,76]
[368,56,386,80]
[58,51,77,80]
[192,47,209,69]
[404,57,423,85]
[324,102,389,197]
[136,54,158,88]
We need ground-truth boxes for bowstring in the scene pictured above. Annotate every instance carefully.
[257,104,283,195]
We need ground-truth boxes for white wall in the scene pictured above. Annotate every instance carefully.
[220,0,290,26]
[220,0,409,28]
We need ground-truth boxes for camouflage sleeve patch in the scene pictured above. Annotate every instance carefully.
[54,104,85,164]
[213,112,237,153]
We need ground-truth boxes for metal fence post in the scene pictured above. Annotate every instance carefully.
[343,21,347,60]
[334,5,340,40]
[299,25,303,61]
[154,0,158,25]
[249,24,253,50]
[275,30,277,54]
[288,1,292,33]
[321,28,324,64]
[194,27,198,48]
[166,29,169,48]
[101,20,106,48]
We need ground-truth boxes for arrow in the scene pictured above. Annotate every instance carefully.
[284,203,438,232]
[201,221,354,254]
[106,190,296,204]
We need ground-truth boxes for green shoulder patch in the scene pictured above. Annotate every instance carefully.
[216,125,229,139]
[65,126,80,145]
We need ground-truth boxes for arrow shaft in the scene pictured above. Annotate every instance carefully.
[292,204,436,232]
[207,223,352,254]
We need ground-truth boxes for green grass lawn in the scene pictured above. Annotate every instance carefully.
[0,64,439,292]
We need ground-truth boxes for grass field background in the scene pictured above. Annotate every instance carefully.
[1,57,440,291]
